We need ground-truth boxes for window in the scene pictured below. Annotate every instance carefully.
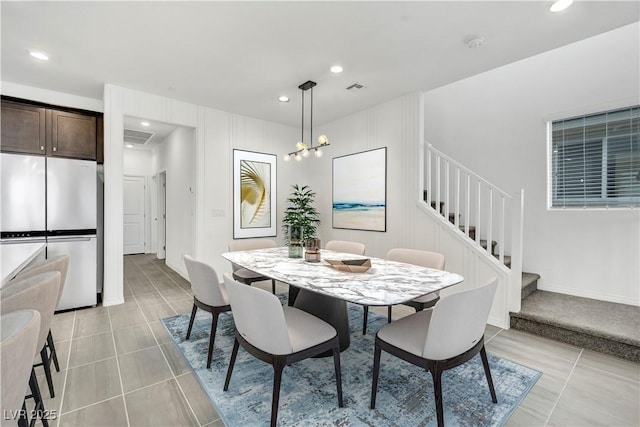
[549,106,640,208]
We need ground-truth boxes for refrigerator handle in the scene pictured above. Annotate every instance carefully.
[47,236,94,242]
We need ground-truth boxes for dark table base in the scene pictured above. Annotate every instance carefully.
[291,288,351,355]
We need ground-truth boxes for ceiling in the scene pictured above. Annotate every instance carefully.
[2,2,638,127]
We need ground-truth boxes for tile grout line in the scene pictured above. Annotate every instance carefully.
[143,255,207,427]
[106,303,131,427]
[128,255,203,427]
[55,309,76,423]
[544,347,583,426]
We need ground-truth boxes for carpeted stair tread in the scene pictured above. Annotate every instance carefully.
[521,272,539,300]
[512,290,640,346]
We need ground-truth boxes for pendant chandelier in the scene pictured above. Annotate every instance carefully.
[283,80,329,162]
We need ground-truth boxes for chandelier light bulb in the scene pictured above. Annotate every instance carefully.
[295,153,302,162]
[314,148,323,158]
[317,135,328,146]
[296,141,307,150]
[302,148,310,158]
[283,153,290,162]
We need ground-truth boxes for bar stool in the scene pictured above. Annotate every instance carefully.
[1,310,41,427]
[13,255,70,376]
[1,272,61,402]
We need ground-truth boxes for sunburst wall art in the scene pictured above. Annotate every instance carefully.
[233,149,277,238]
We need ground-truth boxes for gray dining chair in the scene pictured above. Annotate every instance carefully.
[385,248,445,324]
[183,254,231,369]
[228,238,277,294]
[13,255,70,376]
[1,310,41,427]
[222,273,343,427]
[370,277,498,427]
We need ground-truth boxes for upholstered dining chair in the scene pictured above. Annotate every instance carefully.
[370,278,498,427]
[222,273,344,427]
[13,255,70,376]
[385,248,445,324]
[325,240,366,256]
[228,238,277,294]
[1,310,41,427]
[1,271,60,424]
[183,255,231,369]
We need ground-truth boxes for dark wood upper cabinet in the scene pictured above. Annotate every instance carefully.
[1,101,47,155]
[1,98,101,161]
[50,110,97,160]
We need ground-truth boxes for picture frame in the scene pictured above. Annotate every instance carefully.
[233,149,277,239]
[332,147,387,232]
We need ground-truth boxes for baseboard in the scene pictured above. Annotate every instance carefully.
[102,296,125,307]
[538,284,639,307]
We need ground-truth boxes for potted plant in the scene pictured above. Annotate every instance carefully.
[282,185,321,257]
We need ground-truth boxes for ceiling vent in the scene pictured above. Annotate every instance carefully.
[346,83,364,90]
[123,129,155,145]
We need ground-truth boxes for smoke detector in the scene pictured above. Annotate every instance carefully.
[466,36,485,48]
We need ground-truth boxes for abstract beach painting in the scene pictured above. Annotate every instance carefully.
[333,147,386,232]
[233,150,277,238]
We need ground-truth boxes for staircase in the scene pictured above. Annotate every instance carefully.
[511,278,640,363]
[425,143,640,362]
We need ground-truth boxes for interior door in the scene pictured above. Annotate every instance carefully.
[123,176,145,255]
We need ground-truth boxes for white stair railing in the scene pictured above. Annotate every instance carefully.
[425,143,523,271]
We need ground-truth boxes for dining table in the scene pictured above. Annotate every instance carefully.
[221,247,464,352]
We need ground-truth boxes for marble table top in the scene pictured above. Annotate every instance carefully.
[222,247,464,306]
[1,242,46,289]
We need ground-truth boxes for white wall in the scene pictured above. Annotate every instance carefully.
[123,148,153,176]
[423,23,640,306]
[150,127,195,277]
[102,85,300,305]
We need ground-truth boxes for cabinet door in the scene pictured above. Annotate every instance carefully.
[51,110,97,160]
[0,101,47,155]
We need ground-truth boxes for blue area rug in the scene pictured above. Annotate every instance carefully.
[162,296,540,426]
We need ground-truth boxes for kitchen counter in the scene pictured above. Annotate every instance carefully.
[0,242,46,288]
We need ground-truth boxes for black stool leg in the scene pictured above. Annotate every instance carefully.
[29,368,49,427]
[40,347,55,398]
[362,306,369,335]
[271,279,276,294]
[47,330,59,372]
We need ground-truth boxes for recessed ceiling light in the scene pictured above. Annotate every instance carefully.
[29,50,49,61]
[550,0,573,12]
[140,121,150,127]
[278,96,289,103]
[126,144,134,148]
[330,65,343,74]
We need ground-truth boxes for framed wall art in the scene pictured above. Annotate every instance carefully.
[233,149,277,238]
[332,147,387,232]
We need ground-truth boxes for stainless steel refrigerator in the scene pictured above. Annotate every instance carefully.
[1,153,97,310]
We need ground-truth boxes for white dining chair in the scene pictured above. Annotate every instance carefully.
[370,277,498,427]
[385,248,445,325]
[222,273,344,427]
[228,238,277,294]
[183,254,231,369]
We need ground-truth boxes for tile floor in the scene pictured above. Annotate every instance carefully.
[30,254,639,426]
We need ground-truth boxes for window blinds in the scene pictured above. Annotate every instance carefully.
[550,106,639,208]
